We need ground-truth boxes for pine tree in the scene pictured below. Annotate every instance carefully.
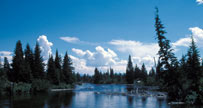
[47,55,59,85]
[110,68,114,79]
[134,64,141,80]
[155,8,180,100]
[126,55,134,84]
[12,40,31,82]
[149,67,155,77]
[55,50,64,83]
[24,44,34,77]
[93,68,100,84]
[185,37,202,103]
[62,52,74,84]
[154,7,178,86]
[4,57,11,81]
[0,57,2,69]
[110,68,114,83]
[141,63,147,82]
[33,42,45,79]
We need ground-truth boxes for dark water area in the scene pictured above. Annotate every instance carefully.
[0,83,202,108]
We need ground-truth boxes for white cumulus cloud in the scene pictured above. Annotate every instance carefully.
[109,40,158,72]
[37,35,53,60]
[72,46,118,67]
[196,0,203,4]
[172,27,203,48]
[69,55,95,75]
[0,51,13,63]
[109,40,159,58]
[70,46,130,74]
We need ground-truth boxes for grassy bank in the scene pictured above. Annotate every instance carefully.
[0,79,75,95]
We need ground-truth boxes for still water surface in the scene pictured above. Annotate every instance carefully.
[0,83,201,108]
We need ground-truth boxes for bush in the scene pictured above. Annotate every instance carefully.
[31,79,50,92]
[51,83,74,89]
[13,82,31,94]
[185,91,198,104]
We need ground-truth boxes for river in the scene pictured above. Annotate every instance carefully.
[0,83,201,108]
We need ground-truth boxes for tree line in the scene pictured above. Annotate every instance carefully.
[125,55,156,85]
[125,8,203,104]
[0,40,75,94]
[154,8,203,104]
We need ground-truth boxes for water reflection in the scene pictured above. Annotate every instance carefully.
[0,84,203,108]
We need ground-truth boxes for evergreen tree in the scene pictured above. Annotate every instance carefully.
[93,68,100,84]
[4,57,10,81]
[109,68,114,83]
[149,67,155,77]
[24,44,34,76]
[155,8,179,100]
[33,42,45,79]
[126,55,134,84]
[140,63,147,82]
[76,73,81,82]
[134,64,141,80]
[62,52,74,84]
[185,37,202,103]
[0,57,2,69]
[55,50,64,83]
[47,55,59,85]
[12,40,31,82]
[110,68,114,79]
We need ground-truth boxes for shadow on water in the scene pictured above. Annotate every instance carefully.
[0,91,75,108]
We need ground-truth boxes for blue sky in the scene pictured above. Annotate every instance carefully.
[0,0,203,74]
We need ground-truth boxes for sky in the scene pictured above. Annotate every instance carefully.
[0,0,203,75]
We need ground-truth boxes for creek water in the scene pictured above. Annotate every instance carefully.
[0,83,201,108]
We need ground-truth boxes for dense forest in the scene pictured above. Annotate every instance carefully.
[0,8,203,105]
[0,41,76,94]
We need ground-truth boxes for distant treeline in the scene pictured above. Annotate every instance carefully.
[76,68,126,84]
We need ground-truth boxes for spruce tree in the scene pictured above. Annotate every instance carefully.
[155,8,179,100]
[47,55,59,85]
[134,64,141,80]
[149,67,155,77]
[141,63,147,82]
[33,42,45,79]
[12,40,31,82]
[62,52,74,84]
[126,55,134,84]
[185,37,202,103]
[110,68,114,79]
[0,57,2,69]
[24,44,34,77]
[4,57,10,81]
[55,50,64,83]
[12,40,24,82]
[94,68,100,84]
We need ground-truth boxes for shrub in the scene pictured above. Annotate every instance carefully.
[13,82,31,94]
[185,91,198,104]
[31,79,50,92]
[51,83,74,89]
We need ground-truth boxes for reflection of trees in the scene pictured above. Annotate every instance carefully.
[127,96,133,106]
[47,91,74,108]
[12,93,48,108]
[7,91,74,108]
[141,97,146,108]
[156,98,164,108]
